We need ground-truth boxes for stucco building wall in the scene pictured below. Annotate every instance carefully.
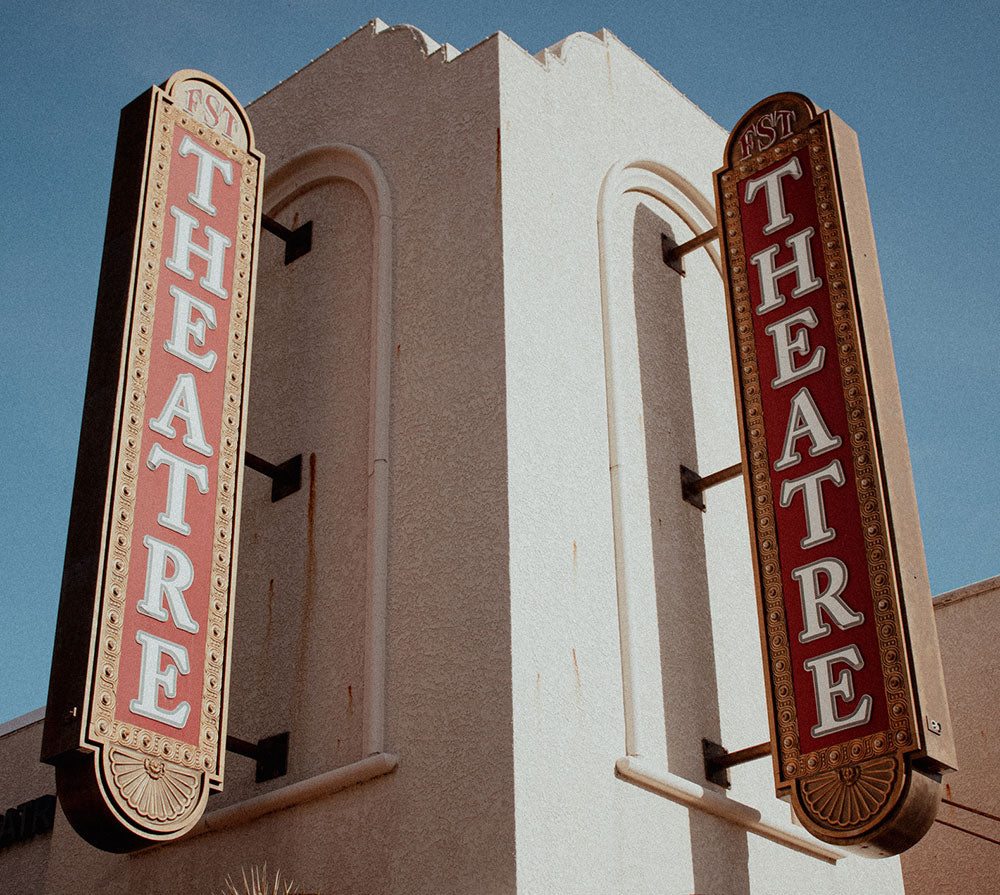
[494,27,902,894]
[0,20,959,894]
[900,575,1000,894]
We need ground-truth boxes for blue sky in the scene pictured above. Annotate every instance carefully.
[1,1,997,723]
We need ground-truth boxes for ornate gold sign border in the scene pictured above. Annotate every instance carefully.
[86,96,259,785]
[717,118,918,784]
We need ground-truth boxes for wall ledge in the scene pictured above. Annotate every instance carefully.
[186,753,399,840]
[615,755,844,864]
[0,706,46,739]
[932,574,1000,609]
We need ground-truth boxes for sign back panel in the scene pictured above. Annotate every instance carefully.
[715,93,955,855]
[41,71,263,852]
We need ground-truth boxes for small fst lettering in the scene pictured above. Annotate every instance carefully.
[739,109,796,159]
[184,87,240,141]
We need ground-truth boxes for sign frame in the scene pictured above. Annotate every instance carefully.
[714,93,955,855]
[41,70,264,852]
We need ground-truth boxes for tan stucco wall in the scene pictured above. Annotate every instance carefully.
[901,575,1000,894]
[0,713,56,890]
[8,21,517,895]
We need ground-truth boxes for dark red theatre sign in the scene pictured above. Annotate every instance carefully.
[715,94,955,855]
[41,71,263,852]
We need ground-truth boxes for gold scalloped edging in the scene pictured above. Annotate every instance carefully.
[797,754,898,829]
[108,745,200,822]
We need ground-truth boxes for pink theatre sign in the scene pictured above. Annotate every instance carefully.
[42,71,263,851]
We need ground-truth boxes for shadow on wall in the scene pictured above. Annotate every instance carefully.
[224,176,376,808]
[633,203,751,895]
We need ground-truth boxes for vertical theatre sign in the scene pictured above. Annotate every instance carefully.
[715,94,955,855]
[41,71,263,852]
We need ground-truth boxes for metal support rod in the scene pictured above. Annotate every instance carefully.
[261,213,313,265]
[244,451,302,502]
[941,797,1000,824]
[934,818,1000,846]
[259,214,294,242]
[710,740,772,770]
[225,732,290,783]
[225,736,260,759]
[662,227,720,275]
[680,462,743,511]
[703,738,772,788]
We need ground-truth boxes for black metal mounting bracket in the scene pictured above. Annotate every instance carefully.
[226,732,290,783]
[245,452,302,502]
[662,227,720,277]
[261,213,313,265]
[703,738,772,789]
[680,462,743,511]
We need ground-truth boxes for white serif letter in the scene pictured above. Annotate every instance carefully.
[804,645,873,737]
[177,134,233,216]
[130,630,192,729]
[137,534,200,634]
[793,557,863,643]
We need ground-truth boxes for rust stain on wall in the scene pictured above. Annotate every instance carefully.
[306,452,317,602]
[495,126,502,213]
[266,578,275,638]
[292,453,318,702]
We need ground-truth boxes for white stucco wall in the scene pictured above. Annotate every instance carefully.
[497,28,906,894]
